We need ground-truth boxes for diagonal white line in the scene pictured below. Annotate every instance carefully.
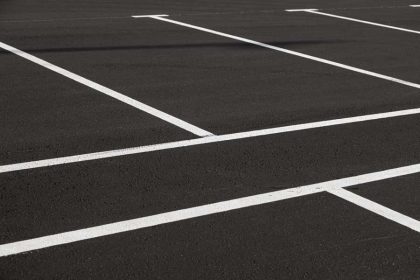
[144,15,420,90]
[0,185,324,257]
[1,107,420,174]
[329,188,420,232]
[1,163,420,257]
[289,9,420,35]
[0,41,213,137]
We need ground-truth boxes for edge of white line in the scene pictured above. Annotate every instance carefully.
[1,162,420,257]
[2,107,420,174]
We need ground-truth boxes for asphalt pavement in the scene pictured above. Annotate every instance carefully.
[1,0,419,279]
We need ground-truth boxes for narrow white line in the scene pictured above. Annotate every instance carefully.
[284,9,318,12]
[0,41,213,137]
[329,188,420,232]
[287,9,420,35]
[1,163,420,257]
[145,16,420,90]
[410,5,420,8]
[132,14,169,18]
[2,107,420,174]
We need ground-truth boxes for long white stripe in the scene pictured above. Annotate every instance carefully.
[0,186,324,257]
[145,16,420,90]
[329,188,420,232]
[1,163,420,257]
[410,5,420,7]
[0,41,213,137]
[292,9,420,35]
[1,107,420,174]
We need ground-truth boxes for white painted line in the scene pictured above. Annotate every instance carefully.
[288,9,420,35]
[0,41,213,137]
[0,185,324,257]
[2,107,420,174]
[285,9,318,12]
[132,14,169,18]
[146,16,420,90]
[410,5,420,7]
[1,162,420,257]
[329,188,420,232]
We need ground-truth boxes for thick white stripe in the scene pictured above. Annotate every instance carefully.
[1,107,420,174]
[0,41,213,137]
[410,5,420,7]
[1,163,420,257]
[0,186,324,257]
[145,16,420,90]
[293,9,420,35]
[329,188,420,232]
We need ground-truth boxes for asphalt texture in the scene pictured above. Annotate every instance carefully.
[1,0,420,279]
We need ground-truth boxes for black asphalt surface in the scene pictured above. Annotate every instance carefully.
[2,115,420,244]
[1,0,420,279]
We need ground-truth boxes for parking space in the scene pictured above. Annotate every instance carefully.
[0,52,193,165]
[1,1,419,279]
[1,16,420,135]
[169,8,420,82]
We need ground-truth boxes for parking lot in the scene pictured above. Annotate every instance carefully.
[1,0,419,278]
